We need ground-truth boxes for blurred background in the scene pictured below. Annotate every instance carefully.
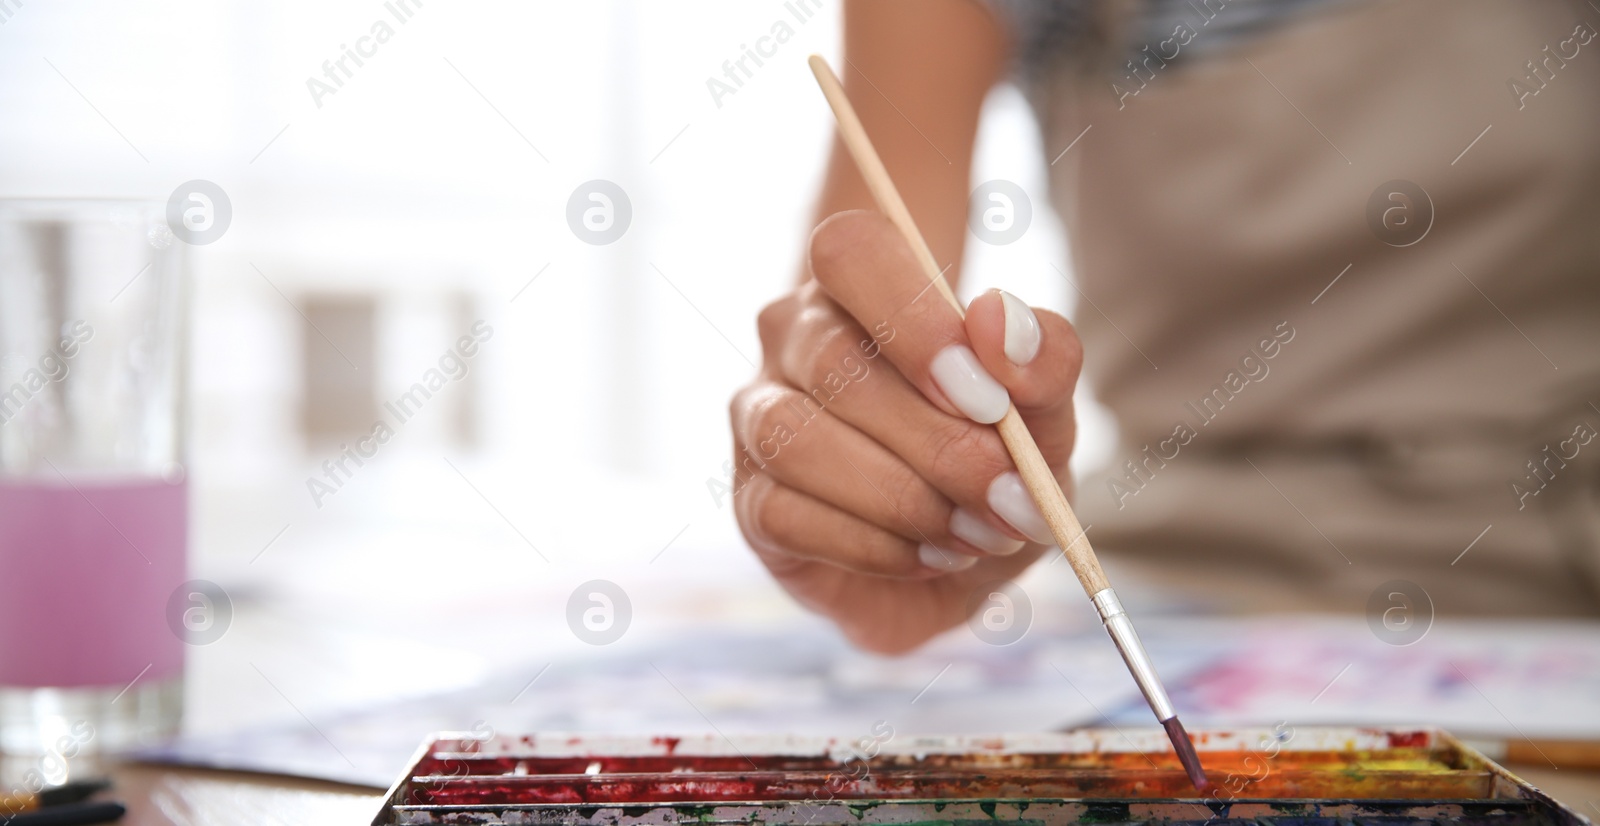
[0,0,1114,742]
[7,7,1600,819]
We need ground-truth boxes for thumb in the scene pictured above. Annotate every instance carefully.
[964,289,1081,469]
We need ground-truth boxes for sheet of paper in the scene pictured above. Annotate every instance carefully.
[1104,616,1600,740]
[139,612,1600,787]
[138,616,1211,787]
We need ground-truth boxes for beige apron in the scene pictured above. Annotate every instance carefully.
[1034,0,1600,614]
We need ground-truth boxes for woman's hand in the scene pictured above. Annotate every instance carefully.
[729,210,1083,654]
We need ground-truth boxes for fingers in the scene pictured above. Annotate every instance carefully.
[773,290,1024,541]
[735,473,933,578]
[731,382,1023,563]
[732,208,1087,654]
[809,210,1011,425]
[735,470,995,578]
[802,212,1075,543]
[964,289,1081,469]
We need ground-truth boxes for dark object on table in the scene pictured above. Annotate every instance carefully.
[0,780,114,815]
[34,779,114,809]
[5,800,126,826]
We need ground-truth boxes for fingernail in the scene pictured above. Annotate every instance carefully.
[949,507,1026,556]
[919,543,980,572]
[998,290,1041,366]
[987,472,1054,544]
[930,344,1010,424]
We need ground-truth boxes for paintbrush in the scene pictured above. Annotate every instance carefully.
[806,54,1210,793]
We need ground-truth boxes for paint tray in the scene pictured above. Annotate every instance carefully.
[371,727,1589,825]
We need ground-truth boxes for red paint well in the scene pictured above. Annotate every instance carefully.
[1386,731,1430,748]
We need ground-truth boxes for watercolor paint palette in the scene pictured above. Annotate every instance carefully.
[370,727,1587,825]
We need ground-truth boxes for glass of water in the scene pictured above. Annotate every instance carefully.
[0,199,187,786]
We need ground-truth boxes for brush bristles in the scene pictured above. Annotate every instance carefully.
[1162,716,1211,793]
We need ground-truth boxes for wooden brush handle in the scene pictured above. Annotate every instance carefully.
[808,54,1110,598]
[996,410,1109,594]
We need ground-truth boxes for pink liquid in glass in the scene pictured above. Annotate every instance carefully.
[0,479,186,688]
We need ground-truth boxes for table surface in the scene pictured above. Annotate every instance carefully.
[51,568,1600,823]
[98,762,1598,825]
[102,763,382,825]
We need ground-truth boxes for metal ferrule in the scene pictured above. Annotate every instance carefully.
[1091,588,1177,722]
